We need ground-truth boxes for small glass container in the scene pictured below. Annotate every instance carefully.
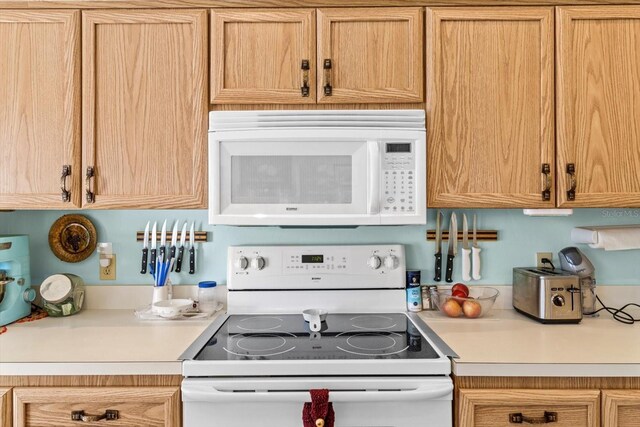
[40,273,85,317]
[197,281,218,313]
[421,285,438,310]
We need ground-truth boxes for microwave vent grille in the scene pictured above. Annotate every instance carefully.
[210,110,425,131]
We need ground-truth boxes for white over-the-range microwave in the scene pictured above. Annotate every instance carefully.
[208,110,426,226]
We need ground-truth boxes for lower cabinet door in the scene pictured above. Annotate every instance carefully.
[602,390,640,427]
[0,388,10,427]
[458,389,600,427]
[13,387,180,427]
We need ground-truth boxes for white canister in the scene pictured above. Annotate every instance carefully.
[197,281,218,313]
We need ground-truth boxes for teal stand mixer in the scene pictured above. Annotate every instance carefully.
[0,235,36,326]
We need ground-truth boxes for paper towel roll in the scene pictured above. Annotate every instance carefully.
[571,226,640,251]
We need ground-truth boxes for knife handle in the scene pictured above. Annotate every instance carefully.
[169,246,177,271]
[189,247,195,274]
[159,246,166,261]
[141,248,148,274]
[445,254,455,283]
[150,249,157,276]
[175,247,185,273]
[461,247,471,281]
[434,253,442,282]
[472,246,482,280]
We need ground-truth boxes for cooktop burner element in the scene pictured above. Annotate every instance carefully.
[223,332,297,357]
[350,314,397,330]
[236,316,284,331]
[194,313,439,362]
[337,331,409,356]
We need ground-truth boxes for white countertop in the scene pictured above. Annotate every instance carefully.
[2,304,639,378]
[420,309,640,377]
[0,309,215,376]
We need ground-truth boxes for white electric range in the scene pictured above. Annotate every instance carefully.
[181,245,456,427]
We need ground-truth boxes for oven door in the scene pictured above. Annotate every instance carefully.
[209,128,380,226]
[182,376,452,427]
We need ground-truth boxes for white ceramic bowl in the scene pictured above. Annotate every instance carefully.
[152,299,194,318]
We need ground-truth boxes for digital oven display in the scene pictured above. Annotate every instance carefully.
[385,143,411,153]
[301,255,324,263]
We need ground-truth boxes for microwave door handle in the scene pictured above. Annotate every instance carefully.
[367,140,381,214]
[182,382,452,403]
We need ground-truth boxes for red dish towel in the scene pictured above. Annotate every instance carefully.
[302,389,335,427]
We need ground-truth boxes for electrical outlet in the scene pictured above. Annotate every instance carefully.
[536,252,553,268]
[100,254,116,280]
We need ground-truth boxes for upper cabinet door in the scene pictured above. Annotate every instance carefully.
[317,8,423,104]
[82,10,207,209]
[427,7,555,208]
[0,11,81,209]
[210,9,316,104]
[557,7,640,207]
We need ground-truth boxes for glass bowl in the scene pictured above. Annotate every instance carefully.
[432,286,499,318]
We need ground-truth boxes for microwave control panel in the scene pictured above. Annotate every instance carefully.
[382,142,415,214]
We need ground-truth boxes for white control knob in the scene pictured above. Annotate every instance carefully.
[367,255,382,270]
[251,256,266,270]
[235,256,248,270]
[384,255,399,270]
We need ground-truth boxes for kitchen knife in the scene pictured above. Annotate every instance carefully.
[150,221,157,276]
[175,222,187,273]
[445,213,458,283]
[159,219,167,260]
[188,222,195,275]
[169,221,178,271]
[472,213,482,280]
[433,211,444,281]
[461,214,471,281]
[141,221,149,274]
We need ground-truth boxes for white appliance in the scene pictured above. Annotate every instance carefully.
[208,110,426,226]
[181,245,455,427]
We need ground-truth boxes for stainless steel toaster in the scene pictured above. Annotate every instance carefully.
[512,268,582,324]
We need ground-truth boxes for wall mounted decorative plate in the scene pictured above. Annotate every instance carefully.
[48,214,97,262]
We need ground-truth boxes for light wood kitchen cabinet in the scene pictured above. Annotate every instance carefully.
[82,10,207,209]
[556,6,640,207]
[210,9,316,104]
[13,387,180,426]
[0,388,10,427]
[0,10,81,209]
[458,389,600,427]
[426,7,555,208]
[317,8,423,104]
[210,7,423,105]
[602,390,640,427]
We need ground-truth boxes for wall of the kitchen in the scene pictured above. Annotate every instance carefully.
[1,208,639,286]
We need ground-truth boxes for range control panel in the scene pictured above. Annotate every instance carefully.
[382,142,416,214]
[227,245,406,290]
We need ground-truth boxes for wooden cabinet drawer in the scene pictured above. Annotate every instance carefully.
[603,390,640,427]
[13,387,180,427]
[458,389,600,427]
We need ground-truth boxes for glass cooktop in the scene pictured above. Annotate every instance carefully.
[194,313,440,361]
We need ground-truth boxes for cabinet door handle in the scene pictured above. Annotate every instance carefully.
[71,409,119,422]
[510,411,557,424]
[323,59,332,96]
[85,166,95,204]
[541,163,551,201]
[566,163,576,201]
[301,60,310,97]
[60,165,71,202]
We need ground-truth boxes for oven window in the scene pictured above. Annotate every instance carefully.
[230,155,353,204]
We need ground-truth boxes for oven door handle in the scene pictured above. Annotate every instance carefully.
[182,382,452,403]
[367,140,381,215]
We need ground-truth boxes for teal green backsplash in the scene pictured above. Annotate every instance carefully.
[1,209,639,286]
